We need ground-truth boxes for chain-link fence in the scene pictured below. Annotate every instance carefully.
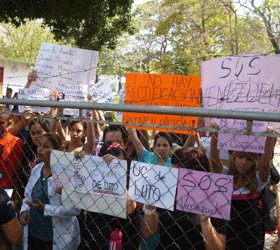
[1,98,280,250]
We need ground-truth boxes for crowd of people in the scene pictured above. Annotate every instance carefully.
[0,72,279,250]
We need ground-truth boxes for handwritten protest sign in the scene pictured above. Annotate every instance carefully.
[128,161,179,210]
[62,188,127,219]
[115,88,125,121]
[177,168,233,220]
[33,42,99,91]
[202,55,280,153]
[123,73,201,133]
[18,88,50,113]
[63,85,87,116]
[51,150,127,218]
[89,79,116,104]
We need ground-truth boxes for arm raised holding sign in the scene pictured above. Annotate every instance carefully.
[72,144,139,249]
[209,122,223,174]
[210,122,278,249]
[142,147,226,250]
[102,142,137,215]
[25,70,37,89]
[61,100,94,154]
[20,133,80,250]
[128,128,172,167]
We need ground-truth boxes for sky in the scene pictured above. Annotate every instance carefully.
[133,0,149,7]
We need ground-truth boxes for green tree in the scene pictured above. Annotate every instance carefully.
[0,0,135,51]
[132,0,175,74]
[238,0,280,54]
[98,35,142,89]
[154,0,273,74]
[0,20,69,62]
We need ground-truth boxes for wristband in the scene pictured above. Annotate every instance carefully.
[143,205,156,215]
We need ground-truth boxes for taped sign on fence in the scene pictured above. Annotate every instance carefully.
[176,168,233,220]
[128,161,179,210]
[18,88,50,113]
[33,42,99,91]
[123,73,201,134]
[51,150,128,218]
[202,55,280,153]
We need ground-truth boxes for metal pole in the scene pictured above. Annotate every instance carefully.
[1,98,280,122]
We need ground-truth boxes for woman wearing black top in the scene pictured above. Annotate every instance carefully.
[142,147,226,250]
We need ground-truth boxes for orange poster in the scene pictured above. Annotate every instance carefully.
[123,73,201,133]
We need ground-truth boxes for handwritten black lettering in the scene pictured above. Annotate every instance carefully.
[220,58,232,78]
[132,164,148,179]
[134,181,161,202]
[198,175,212,191]
[181,172,196,188]
[154,171,166,182]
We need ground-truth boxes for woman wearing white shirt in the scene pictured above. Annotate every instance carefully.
[20,133,80,250]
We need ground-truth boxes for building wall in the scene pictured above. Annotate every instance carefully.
[0,59,32,96]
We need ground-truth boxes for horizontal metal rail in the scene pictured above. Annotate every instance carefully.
[1,98,280,122]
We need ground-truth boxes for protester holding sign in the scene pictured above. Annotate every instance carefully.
[19,133,80,250]
[75,143,140,250]
[128,128,172,167]
[128,128,173,250]
[62,119,94,154]
[142,147,227,250]
[16,115,51,208]
[210,122,277,249]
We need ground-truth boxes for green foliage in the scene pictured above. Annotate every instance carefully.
[245,0,280,54]
[93,0,278,78]
[136,0,275,75]
[0,0,135,51]
[98,35,141,80]
[0,20,70,62]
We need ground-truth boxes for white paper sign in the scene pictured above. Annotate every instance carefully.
[62,188,127,219]
[33,42,99,91]
[128,161,179,210]
[51,150,127,198]
[51,150,128,218]
[18,88,50,113]
[89,79,116,104]
[115,88,125,121]
[63,85,87,116]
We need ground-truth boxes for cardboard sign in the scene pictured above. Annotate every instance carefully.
[123,73,201,133]
[18,88,50,113]
[89,79,116,104]
[115,88,125,121]
[63,85,87,116]
[176,168,233,220]
[202,55,280,153]
[51,150,127,218]
[33,42,99,91]
[128,161,179,210]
